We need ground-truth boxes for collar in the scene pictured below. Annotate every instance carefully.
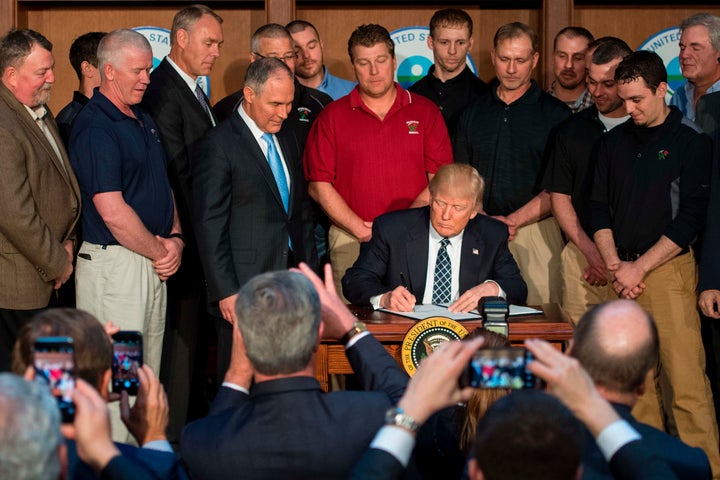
[72,90,90,107]
[427,64,474,86]
[319,65,330,90]
[250,376,322,397]
[349,82,411,111]
[92,89,143,122]
[491,79,541,105]
[237,100,267,144]
[165,56,200,93]
[683,77,720,98]
[24,103,48,122]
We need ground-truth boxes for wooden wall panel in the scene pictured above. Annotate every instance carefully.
[296,6,541,84]
[22,5,261,113]
[574,5,720,50]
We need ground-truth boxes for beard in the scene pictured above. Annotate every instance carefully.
[32,83,53,106]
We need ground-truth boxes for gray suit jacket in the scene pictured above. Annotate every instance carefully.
[0,83,80,309]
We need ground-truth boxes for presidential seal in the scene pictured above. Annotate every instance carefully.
[401,317,468,376]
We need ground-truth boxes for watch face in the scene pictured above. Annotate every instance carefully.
[401,317,468,376]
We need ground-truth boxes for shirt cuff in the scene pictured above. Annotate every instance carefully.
[482,280,506,299]
[368,425,416,467]
[370,294,383,310]
[345,331,371,349]
[221,382,250,395]
[142,440,173,453]
[596,419,642,460]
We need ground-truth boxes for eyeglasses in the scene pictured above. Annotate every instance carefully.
[253,52,297,63]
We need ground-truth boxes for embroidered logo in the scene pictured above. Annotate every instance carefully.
[658,149,669,161]
[406,120,420,134]
[297,107,311,122]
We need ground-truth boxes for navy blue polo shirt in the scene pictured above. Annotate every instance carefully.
[69,90,174,245]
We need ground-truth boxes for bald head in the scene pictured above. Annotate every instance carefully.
[571,300,659,395]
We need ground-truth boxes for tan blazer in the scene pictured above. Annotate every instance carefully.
[0,83,81,309]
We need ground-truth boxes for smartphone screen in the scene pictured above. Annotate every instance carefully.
[461,347,540,389]
[34,337,76,423]
[112,331,143,395]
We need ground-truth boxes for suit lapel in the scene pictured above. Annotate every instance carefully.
[406,208,431,299]
[231,114,287,213]
[160,59,217,128]
[458,219,487,293]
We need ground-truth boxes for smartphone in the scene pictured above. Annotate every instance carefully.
[459,347,541,389]
[34,337,76,423]
[112,331,143,395]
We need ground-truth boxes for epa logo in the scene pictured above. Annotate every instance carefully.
[638,27,683,101]
[133,26,211,97]
[391,26,477,89]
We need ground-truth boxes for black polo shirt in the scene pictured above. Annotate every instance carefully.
[541,105,606,234]
[454,79,571,216]
[591,107,711,253]
[409,65,488,135]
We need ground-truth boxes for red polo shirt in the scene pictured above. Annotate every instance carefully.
[303,83,452,222]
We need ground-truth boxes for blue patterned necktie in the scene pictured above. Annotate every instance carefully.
[432,237,452,304]
[261,133,290,213]
[195,84,212,120]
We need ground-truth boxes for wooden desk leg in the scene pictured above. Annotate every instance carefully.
[316,344,329,392]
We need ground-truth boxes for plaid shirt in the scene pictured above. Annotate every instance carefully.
[547,81,594,113]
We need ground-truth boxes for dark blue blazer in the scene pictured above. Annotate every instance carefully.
[342,207,527,306]
[66,439,188,479]
[582,403,710,480]
[180,335,408,479]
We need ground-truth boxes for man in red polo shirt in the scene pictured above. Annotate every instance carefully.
[304,24,453,301]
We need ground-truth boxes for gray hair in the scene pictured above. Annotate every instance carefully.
[0,374,62,480]
[244,56,293,96]
[250,23,293,54]
[680,13,720,51]
[170,4,223,46]
[97,28,151,77]
[235,271,321,375]
[0,29,52,74]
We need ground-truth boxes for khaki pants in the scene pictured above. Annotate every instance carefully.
[508,217,564,305]
[328,226,360,304]
[560,241,616,325]
[76,242,167,443]
[630,251,720,478]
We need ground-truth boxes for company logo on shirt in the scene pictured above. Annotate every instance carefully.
[658,149,669,161]
[133,26,211,98]
[391,26,478,89]
[297,107,311,122]
[639,27,683,101]
[406,120,420,134]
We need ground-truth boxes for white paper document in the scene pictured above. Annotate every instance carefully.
[378,304,543,321]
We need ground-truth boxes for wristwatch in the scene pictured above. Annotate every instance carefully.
[385,406,421,433]
[340,321,367,346]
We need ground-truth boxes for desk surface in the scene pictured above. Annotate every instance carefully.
[341,303,573,343]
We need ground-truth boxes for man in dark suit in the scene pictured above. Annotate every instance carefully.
[141,4,223,440]
[180,264,408,479]
[343,163,527,312]
[570,300,711,480]
[0,29,81,372]
[193,57,317,378]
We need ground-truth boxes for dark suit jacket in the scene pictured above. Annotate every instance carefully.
[192,109,317,315]
[350,432,680,480]
[66,440,188,480]
[699,99,720,294]
[142,58,217,283]
[180,335,408,479]
[342,207,527,306]
[0,83,81,309]
[582,403,710,480]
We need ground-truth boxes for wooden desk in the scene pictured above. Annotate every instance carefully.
[315,303,573,392]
